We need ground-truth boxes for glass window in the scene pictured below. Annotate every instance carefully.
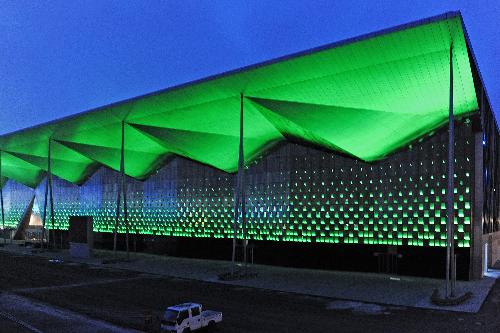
[191,306,200,316]
[178,310,189,323]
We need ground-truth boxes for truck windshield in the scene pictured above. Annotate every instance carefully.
[163,310,179,324]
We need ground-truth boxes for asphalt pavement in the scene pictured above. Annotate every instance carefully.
[0,251,500,332]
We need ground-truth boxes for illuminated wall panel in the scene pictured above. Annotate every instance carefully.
[285,122,473,247]
[2,122,474,248]
[142,161,178,236]
[174,160,235,239]
[246,148,291,242]
[2,181,33,228]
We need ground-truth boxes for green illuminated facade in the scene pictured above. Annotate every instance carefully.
[0,12,498,257]
[1,120,475,248]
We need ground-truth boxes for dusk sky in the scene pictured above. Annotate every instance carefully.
[1,0,498,134]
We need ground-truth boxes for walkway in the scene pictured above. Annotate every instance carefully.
[1,243,496,313]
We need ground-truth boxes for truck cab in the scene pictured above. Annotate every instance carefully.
[161,303,222,333]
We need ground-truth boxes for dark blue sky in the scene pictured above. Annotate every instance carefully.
[1,0,499,134]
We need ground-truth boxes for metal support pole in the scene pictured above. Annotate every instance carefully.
[48,139,56,249]
[123,175,129,259]
[231,180,240,276]
[42,170,49,249]
[240,93,247,270]
[231,93,245,276]
[0,151,5,244]
[121,121,130,260]
[446,43,455,298]
[41,141,50,249]
[113,121,129,258]
[113,123,124,254]
[449,43,456,296]
[113,174,121,253]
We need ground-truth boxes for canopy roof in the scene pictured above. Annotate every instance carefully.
[0,12,483,188]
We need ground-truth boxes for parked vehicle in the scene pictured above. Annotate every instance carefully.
[160,303,222,332]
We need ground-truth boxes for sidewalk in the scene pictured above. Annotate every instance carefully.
[1,243,497,313]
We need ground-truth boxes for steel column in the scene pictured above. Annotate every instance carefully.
[240,93,247,269]
[113,121,129,258]
[0,151,5,244]
[121,121,130,260]
[446,43,455,298]
[48,139,56,249]
[112,173,121,253]
[231,93,246,276]
[42,164,49,249]
[231,184,240,276]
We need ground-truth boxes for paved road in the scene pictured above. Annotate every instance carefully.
[1,251,500,332]
[0,252,140,333]
[0,314,33,333]
[0,293,140,333]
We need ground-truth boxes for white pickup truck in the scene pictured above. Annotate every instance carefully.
[160,303,222,333]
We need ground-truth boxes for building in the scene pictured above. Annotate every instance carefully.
[0,12,498,280]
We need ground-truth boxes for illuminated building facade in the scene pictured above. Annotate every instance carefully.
[0,12,498,279]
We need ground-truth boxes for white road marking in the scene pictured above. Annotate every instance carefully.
[0,294,141,333]
[0,310,44,333]
[10,276,149,293]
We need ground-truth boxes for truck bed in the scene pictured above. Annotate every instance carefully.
[201,310,223,322]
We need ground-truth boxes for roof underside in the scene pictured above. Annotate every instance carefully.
[0,13,479,188]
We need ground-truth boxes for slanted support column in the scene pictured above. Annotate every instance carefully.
[113,121,130,259]
[42,160,49,249]
[48,139,56,249]
[0,151,5,244]
[41,139,55,249]
[231,93,246,276]
[446,42,456,298]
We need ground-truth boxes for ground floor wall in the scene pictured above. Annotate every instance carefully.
[99,233,471,280]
